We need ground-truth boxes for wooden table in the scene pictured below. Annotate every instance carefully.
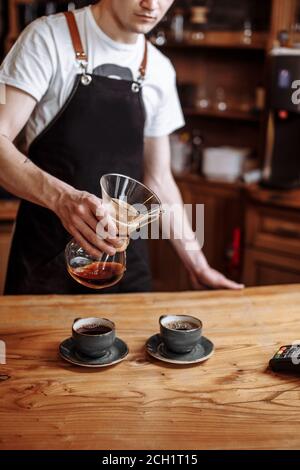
[0,199,19,295]
[1,284,300,450]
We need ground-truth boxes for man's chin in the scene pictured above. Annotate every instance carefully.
[130,23,158,35]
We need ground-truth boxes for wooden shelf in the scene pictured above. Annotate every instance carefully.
[246,184,300,210]
[175,172,246,192]
[5,0,71,52]
[183,107,261,122]
[150,31,269,51]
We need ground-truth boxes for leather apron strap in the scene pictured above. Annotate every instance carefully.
[63,10,148,80]
[64,10,87,62]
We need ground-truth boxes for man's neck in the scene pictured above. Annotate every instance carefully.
[91,1,139,45]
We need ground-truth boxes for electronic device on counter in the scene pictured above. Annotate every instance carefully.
[269,344,300,372]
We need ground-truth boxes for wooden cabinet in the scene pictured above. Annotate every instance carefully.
[0,223,14,294]
[149,175,243,291]
[0,200,19,295]
[243,248,300,285]
[243,186,300,286]
[246,204,300,256]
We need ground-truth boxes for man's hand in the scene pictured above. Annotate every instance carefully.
[189,264,244,290]
[54,188,122,258]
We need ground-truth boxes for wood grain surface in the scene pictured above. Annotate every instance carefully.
[1,285,300,450]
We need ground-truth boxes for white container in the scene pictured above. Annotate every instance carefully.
[202,146,249,182]
[170,134,191,175]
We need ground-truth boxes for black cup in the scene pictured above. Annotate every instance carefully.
[72,317,115,358]
[159,314,202,354]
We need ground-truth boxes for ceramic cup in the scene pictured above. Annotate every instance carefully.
[72,317,116,358]
[159,314,202,354]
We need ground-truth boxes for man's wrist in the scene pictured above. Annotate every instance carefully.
[42,175,74,212]
[185,250,209,275]
[171,237,209,273]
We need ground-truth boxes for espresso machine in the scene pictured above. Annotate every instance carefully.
[262,48,300,189]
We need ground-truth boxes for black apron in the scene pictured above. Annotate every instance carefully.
[4,11,152,295]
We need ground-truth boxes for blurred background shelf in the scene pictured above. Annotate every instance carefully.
[183,107,262,122]
[3,0,96,51]
[150,31,269,50]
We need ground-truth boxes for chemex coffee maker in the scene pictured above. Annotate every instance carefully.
[262,48,300,189]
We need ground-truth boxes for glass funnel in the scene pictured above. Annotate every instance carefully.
[100,173,162,245]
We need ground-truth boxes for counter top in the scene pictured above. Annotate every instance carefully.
[0,199,19,221]
[1,284,300,450]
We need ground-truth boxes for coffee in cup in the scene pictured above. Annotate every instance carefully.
[159,314,202,354]
[72,317,115,358]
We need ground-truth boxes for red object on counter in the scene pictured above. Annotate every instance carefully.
[231,227,241,268]
[278,110,288,120]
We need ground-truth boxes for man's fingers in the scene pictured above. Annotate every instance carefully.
[70,228,103,259]
[83,208,98,232]
[213,271,244,289]
[84,194,119,239]
[96,219,125,249]
[219,277,245,290]
[73,217,117,256]
[94,207,118,239]
[209,275,245,290]
[193,267,245,290]
[114,237,129,252]
[83,209,120,248]
[106,215,118,238]
[85,195,114,227]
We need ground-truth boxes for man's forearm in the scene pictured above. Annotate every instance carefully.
[0,134,73,211]
[144,171,208,272]
[143,136,243,290]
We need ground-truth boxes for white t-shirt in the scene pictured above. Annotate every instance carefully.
[0,6,185,151]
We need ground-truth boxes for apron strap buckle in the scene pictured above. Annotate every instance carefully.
[78,59,92,86]
[131,41,147,93]
[132,74,145,93]
[81,74,92,86]
[131,81,141,93]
